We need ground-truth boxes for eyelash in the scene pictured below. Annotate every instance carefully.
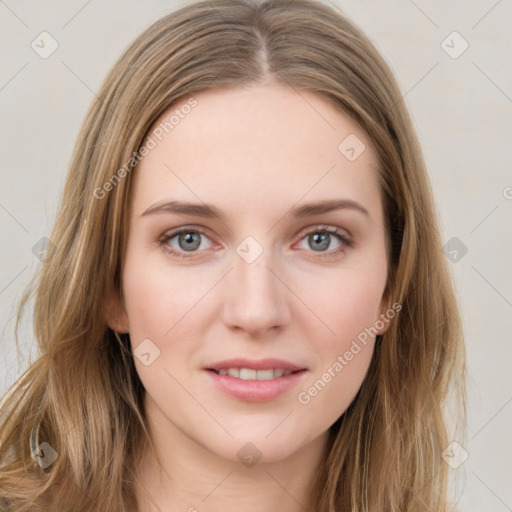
[158,224,352,260]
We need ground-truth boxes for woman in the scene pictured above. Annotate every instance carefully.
[0,0,466,510]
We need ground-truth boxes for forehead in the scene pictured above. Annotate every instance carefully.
[131,83,381,221]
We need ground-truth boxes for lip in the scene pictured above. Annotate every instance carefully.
[203,358,308,402]
[205,369,308,402]
[205,358,306,372]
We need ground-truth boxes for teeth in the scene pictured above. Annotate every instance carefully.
[215,368,294,380]
[239,368,257,380]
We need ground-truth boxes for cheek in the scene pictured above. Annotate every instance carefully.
[313,286,379,392]
[296,285,380,420]
[293,265,385,410]
[121,246,202,337]
[122,269,167,337]
[296,265,386,344]
[297,341,374,425]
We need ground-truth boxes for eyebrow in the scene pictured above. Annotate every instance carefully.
[140,198,370,220]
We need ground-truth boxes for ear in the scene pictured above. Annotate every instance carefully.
[375,291,392,335]
[104,284,130,333]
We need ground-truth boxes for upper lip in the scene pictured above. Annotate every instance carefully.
[205,358,306,371]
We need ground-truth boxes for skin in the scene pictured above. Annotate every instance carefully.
[107,82,390,512]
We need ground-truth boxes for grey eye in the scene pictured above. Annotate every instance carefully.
[297,231,343,253]
[176,231,203,252]
[308,232,331,251]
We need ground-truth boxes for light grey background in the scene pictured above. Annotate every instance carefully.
[0,1,511,510]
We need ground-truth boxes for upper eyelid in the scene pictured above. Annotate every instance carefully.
[161,223,350,239]
[298,223,351,237]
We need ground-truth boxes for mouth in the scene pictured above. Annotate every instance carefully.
[204,358,308,402]
[207,368,303,380]
[205,357,307,379]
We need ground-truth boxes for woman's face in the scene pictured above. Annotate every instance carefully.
[110,83,390,463]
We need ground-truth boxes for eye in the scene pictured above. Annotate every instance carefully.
[159,227,215,259]
[295,225,352,258]
[159,224,352,260]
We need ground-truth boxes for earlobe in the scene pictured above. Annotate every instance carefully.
[104,286,130,333]
[110,311,130,334]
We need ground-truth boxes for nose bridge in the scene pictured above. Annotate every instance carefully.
[222,238,289,333]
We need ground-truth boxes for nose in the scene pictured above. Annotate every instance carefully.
[221,246,291,336]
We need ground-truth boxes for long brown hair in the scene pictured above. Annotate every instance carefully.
[0,0,466,510]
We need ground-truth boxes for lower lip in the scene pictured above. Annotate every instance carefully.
[204,369,308,402]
